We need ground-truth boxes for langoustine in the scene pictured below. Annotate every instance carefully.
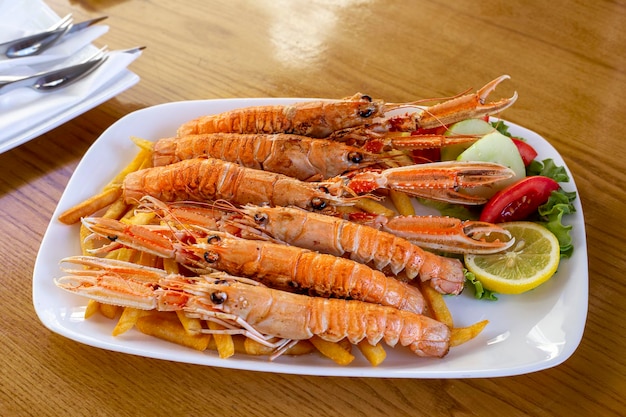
[151,132,487,181]
[80,217,427,314]
[223,204,515,294]
[151,132,384,181]
[122,157,515,210]
[177,75,516,141]
[56,256,451,358]
[136,198,474,294]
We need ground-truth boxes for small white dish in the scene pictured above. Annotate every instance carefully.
[33,99,588,378]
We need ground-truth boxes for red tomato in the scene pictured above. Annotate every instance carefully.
[480,176,560,223]
[511,138,538,166]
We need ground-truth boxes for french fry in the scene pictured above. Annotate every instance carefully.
[162,258,180,275]
[420,282,454,328]
[135,312,211,351]
[208,321,235,359]
[337,337,353,353]
[84,300,100,319]
[333,205,361,215]
[175,310,203,335]
[121,211,156,226]
[58,187,122,225]
[112,307,145,336]
[450,320,489,347]
[130,136,154,152]
[389,190,416,216]
[99,303,121,320]
[208,334,246,354]
[120,208,136,221]
[357,340,387,366]
[354,198,395,217]
[106,247,138,263]
[103,197,130,220]
[243,338,315,356]
[104,147,152,190]
[287,340,315,356]
[243,338,274,356]
[310,336,355,365]
[137,251,158,267]
[79,224,96,256]
[58,145,151,225]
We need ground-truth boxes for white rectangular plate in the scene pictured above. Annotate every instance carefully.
[33,99,588,378]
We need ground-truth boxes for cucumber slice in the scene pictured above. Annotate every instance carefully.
[457,131,526,198]
[441,119,494,160]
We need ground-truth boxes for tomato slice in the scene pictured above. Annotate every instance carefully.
[479,176,560,223]
[511,138,538,166]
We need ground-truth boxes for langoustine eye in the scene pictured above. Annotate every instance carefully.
[207,235,221,244]
[358,95,375,118]
[203,251,219,263]
[347,151,363,164]
[310,197,327,210]
[210,291,227,304]
[358,107,375,118]
[253,212,268,224]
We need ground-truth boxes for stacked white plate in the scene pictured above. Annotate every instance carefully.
[0,0,142,153]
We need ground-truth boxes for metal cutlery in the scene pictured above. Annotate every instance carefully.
[0,15,108,59]
[0,46,145,95]
[0,48,107,95]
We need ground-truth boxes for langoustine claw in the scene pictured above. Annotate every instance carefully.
[352,214,514,254]
[382,74,518,131]
[345,161,515,205]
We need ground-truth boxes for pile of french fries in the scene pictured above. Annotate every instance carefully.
[58,139,487,366]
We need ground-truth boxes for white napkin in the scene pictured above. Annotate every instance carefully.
[0,25,110,74]
[0,49,142,141]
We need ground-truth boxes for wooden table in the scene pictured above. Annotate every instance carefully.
[2,1,625,415]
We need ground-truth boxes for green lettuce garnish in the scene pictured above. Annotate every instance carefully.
[527,158,570,182]
[524,158,577,257]
[537,189,576,258]
[464,269,498,300]
[491,120,512,137]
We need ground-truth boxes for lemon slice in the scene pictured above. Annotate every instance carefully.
[464,221,560,294]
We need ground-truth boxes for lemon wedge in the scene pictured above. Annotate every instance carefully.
[464,222,560,294]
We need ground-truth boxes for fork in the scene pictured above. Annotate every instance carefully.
[0,15,108,59]
[0,47,108,95]
[0,15,73,59]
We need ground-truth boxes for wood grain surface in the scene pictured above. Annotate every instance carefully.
[1,1,624,416]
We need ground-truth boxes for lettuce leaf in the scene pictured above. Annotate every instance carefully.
[464,269,498,300]
[537,189,576,258]
[523,158,576,256]
[527,158,570,182]
[491,120,512,137]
